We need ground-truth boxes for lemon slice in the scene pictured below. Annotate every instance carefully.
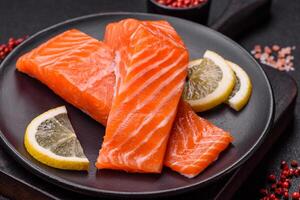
[183,50,235,112]
[24,106,89,170]
[226,61,252,111]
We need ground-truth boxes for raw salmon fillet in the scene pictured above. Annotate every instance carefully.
[164,100,233,178]
[103,20,232,176]
[16,20,233,177]
[96,19,189,173]
[16,29,115,125]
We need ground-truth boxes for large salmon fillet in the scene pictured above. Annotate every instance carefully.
[164,100,233,178]
[16,29,115,125]
[96,19,189,173]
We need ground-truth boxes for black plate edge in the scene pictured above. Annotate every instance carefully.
[0,12,275,198]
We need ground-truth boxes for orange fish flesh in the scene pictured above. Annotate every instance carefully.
[16,29,115,125]
[96,19,189,173]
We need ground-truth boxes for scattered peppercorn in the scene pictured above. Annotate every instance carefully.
[282,169,290,178]
[156,0,207,8]
[281,161,289,169]
[282,181,290,189]
[270,193,276,199]
[251,45,296,72]
[280,175,287,181]
[292,160,299,168]
[283,191,289,199]
[0,36,28,63]
[296,169,300,177]
[271,183,277,191]
[292,192,300,199]
[290,169,296,177]
[259,160,300,199]
[275,188,283,196]
[260,188,269,196]
[269,174,277,182]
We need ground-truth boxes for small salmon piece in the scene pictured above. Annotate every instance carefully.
[16,29,115,125]
[164,100,233,178]
[96,19,189,173]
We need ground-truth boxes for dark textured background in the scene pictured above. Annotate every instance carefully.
[0,0,299,199]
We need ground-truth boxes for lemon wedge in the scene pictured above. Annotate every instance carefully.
[226,60,252,111]
[24,106,89,170]
[183,50,235,112]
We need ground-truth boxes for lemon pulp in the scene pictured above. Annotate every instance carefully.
[183,50,235,112]
[24,106,89,170]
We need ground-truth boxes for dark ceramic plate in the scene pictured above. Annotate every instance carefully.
[0,12,273,198]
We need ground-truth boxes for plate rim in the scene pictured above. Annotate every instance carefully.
[0,12,274,197]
